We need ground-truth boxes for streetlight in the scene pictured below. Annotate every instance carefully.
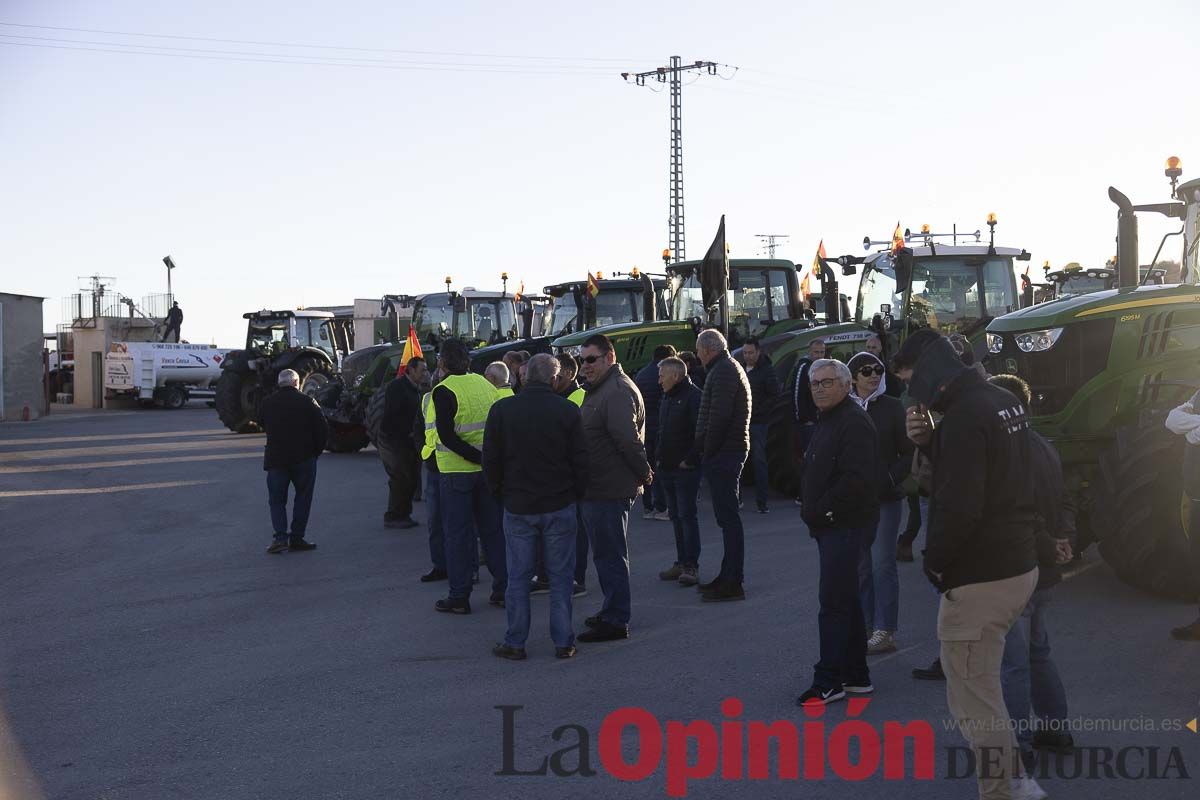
[162,255,177,305]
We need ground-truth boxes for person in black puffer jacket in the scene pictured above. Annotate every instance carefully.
[654,357,704,585]
[846,352,912,657]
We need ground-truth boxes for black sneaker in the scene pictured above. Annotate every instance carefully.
[288,538,317,552]
[584,614,604,628]
[701,583,746,602]
[572,582,588,598]
[796,686,845,706]
[529,578,550,595]
[266,540,288,554]
[434,597,471,615]
[577,623,630,643]
[420,568,448,583]
[843,682,874,694]
[492,643,526,660]
[385,516,419,530]
[556,645,577,659]
[489,590,505,608]
[912,658,945,681]
[1031,731,1075,754]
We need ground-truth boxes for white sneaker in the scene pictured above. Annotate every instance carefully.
[866,630,897,654]
[653,510,671,521]
[1011,776,1048,800]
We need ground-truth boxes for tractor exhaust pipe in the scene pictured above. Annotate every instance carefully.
[1109,186,1139,289]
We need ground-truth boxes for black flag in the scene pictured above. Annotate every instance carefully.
[699,215,728,318]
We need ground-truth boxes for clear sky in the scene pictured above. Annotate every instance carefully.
[2,0,1196,347]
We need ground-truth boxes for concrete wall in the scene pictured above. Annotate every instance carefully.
[71,317,158,408]
[0,292,46,421]
[353,298,411,349]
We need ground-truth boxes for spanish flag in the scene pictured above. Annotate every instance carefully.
[891,222,905,253]
[804,239,826,299]
[587,272,600,299]
[396,323,424,377]
[514,281,525,302]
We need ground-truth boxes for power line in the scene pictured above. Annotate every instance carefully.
[0,21,647,63]
[755,234,790,258]
[0,40,620,76]
[622,57,734,262]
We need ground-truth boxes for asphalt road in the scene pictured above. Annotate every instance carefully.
[1,405,1198,800]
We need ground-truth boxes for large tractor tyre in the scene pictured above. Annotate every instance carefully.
[364,385,388,447]
[1093,418,1196,602]
[766,394,801,498]
[292,357,335,399]
[214,370,262,433]
[325,420,371,453]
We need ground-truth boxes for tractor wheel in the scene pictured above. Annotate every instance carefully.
[1093,417,1197,602]
[293,357,334,399]
[325,421,371,453]
[214,370,262,433]
[766,394,800,498]
[160,386,188,410]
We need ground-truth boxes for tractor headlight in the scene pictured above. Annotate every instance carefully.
[986,333,1004,355]
[1014,327,1064,353]
[561,345,583,358]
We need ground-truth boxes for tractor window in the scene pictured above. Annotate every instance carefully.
[906,258,1015,335]
[729,269,792,343]
[672,272,707,322]
[412,294,456,342]
[312,321,339,359]
[549,292,581,335]
[982,260,1018,317]
[768,269,792,319]
[247,318,290,352]
[459,300,516,345]
[594,292,634,327]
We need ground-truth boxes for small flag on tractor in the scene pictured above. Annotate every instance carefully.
[804,239,826,299]
[396,324,423,377]
[514,281,525,302]
[587,272,600,299]
[891,222,905,253]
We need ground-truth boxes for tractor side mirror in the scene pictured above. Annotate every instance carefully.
[841,264,858,277]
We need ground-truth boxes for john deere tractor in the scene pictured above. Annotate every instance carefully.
[986,156,1200,600]
[215,309,349,433]
[314,341,412,452]
[551,258,817,373]
[758,219,1031,495]
[469,273,669,373]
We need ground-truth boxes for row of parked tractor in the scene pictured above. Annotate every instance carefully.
[215,157,1199,602]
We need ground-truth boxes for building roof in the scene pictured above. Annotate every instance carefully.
[0,291,46,301]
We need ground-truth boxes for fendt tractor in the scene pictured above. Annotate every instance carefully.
[215,309,351,433]
[551,254,819,373]
[987,156,1200,600]
[468,272,669,372]
[759,218,1032,494]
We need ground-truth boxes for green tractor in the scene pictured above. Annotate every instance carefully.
[551,257,817,373]
[468,273,669,373]
[312,341,412,452]
[215,309,350,433]
[986,156,1200,600]
[757,220,1032,495]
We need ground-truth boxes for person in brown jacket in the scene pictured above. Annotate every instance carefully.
[576,333,652,642]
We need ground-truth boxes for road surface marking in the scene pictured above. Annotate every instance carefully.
[0,437,264,463]
[0,452,262,475]
[0,429,242,447]
[0,480,212,498]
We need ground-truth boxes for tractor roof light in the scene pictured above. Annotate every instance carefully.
[987,212,998,227]
[921,223,931,234]
[1166,155,1183,179]
[662,248,672,264]
[630,266,640,278]
[444,276,452,287]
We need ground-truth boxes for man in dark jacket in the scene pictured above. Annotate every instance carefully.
[378,357,428,529]
[259,369,327,554]
[634,344,676,520]
[484,354,589,660]
[694,329,751,602]
[654,356,704,585]
[992,374,1074,767]
[895,332,1042,800]
[797,358,880,706]
[161,301,183,342]
[577,334,651,642]
[741,336,780,513]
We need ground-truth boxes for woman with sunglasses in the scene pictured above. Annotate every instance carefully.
[847,351,913,655]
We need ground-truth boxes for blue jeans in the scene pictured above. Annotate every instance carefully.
[859,499,903,632]
[266,458,317,540]
[703,453,747,584]
[504,504,577,648]
[1001,589,1068,753]
[748,423,770,509]
[440,472,506,600]
[813,526,873,691]
[575,505,589,585]
[661,467,701,567]
[424,467,446,572]
[580,498,633,627]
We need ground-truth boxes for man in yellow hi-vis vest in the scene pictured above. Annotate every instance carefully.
[431,339,506,614]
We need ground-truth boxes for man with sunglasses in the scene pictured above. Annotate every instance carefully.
[576,334,651,643]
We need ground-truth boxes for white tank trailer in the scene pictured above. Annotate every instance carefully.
[104,342,233,409]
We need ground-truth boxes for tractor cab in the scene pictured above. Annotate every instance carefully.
[408,287,518,352]
[669,258,806,349]
[545,274,669,336]
[243,309,346,368]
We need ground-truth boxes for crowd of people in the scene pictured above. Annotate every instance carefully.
[258,326,1136,800]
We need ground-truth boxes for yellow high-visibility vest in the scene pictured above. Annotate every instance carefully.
[420,392,438,461]
[495,386,515,400]
[434,373,497,474]
[568,387,586,407]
